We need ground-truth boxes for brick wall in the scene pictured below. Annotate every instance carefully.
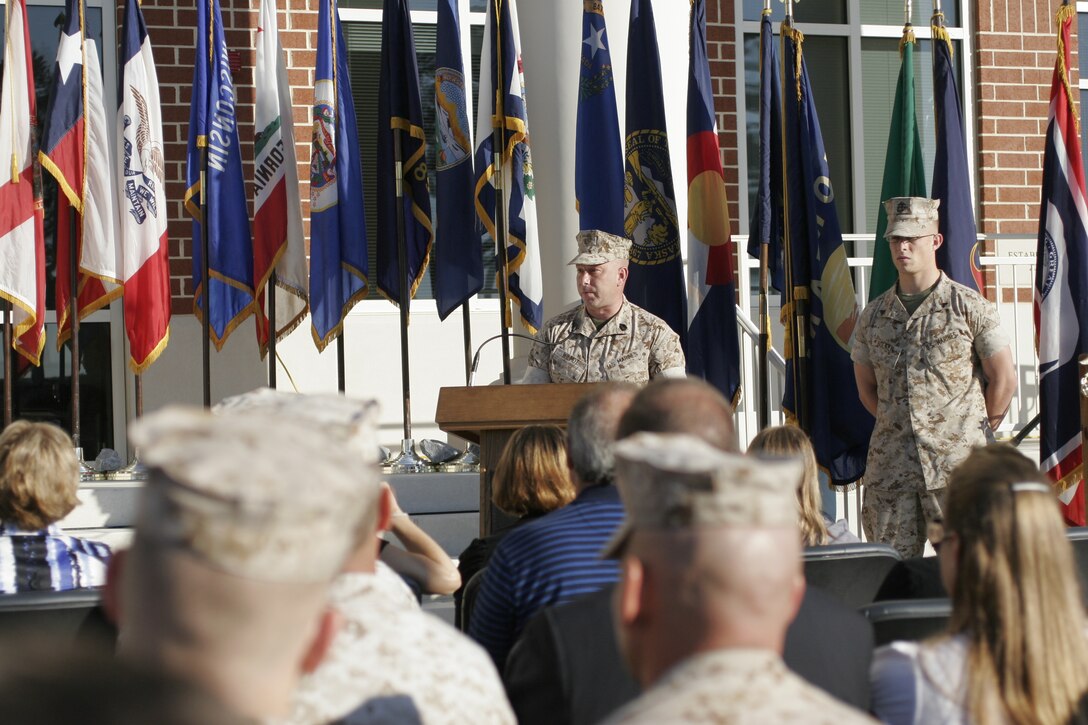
[708,0,740,239]
[139,0,317,315]
[975,0,1073,238]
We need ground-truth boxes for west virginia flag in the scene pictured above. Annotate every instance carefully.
[185,0,256,350]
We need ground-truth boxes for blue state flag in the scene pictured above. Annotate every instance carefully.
[747,8,784,293]
[780,21,873,486]
[932,16,982,291]
[184,0,255,349]
[623,0,686,346]
[433,0,481,320]
[378,0,433,306]
[309,0,369,351]
[686,0,739,403]
[575,0,623,234]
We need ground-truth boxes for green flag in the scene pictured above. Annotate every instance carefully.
[869,27,927,300]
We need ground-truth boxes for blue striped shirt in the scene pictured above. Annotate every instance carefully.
[468,484,625,668]
[0,523,111,593]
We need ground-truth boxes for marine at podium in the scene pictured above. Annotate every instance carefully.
[521,230,686,385]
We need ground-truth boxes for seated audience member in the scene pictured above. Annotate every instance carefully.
[870,445,1088,724]
[0,420,110,593]
[504,380,874,725]
[747,424,859,546]
[456,425,574,622]
[469,383,637,668]
[379,482,461,597]
[600,433,873,724]
[109,404,378,721]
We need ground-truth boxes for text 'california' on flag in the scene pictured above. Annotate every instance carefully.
[433,0,481,320]
[118,0,170,371]
[310,0,369,351]
[474,0,543,333]
[377,0,433,306]
[1035,2,1088,525]
[686,0,739,404]
[0,0,46,366]
[254,0,308,356]
[185,0,255,350]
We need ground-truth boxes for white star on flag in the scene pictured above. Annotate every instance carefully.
[56,29,82,84]
[583,26,606,58]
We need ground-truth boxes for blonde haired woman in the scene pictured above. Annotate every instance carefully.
[871,445,1088,724]
[748,425,857,546]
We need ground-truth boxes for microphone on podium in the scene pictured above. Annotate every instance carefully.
[469,333,558,386]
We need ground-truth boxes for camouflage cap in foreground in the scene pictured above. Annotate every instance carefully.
[883,196,940,240]
[602,432,802,557]
[130,404,379,583]
[567,229,633,265]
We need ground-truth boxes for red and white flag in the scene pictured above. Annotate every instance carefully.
[118,0,171,371]
[254,0,308,356]
[0,0,46,366]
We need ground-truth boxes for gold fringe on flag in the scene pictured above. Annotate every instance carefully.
[898,24,916,57]
[782,23,804,102]
[1057,2,1080,136]
[931,13,953,57]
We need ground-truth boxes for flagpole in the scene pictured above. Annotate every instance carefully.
[67,207,82,450]
[2,302,10,426]
[462,302,473,384]
[757,0,772,430]
[268,269,277,388]
[337,334,345,392]
[492,1,512,385]
[200,150,212,408]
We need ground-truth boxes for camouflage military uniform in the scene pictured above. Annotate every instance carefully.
[852,273,1009,557]
[601,649,875,725]
[526,299,685,384]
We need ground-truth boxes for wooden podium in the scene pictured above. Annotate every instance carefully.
[435,383,599,535]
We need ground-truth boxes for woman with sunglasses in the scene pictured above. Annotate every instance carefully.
[870,445,1088,724]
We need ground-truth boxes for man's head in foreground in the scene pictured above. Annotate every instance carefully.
[110,402,381,719]
[566,382,639,491]
[569,230,632,319]
[607,433,804,687]
[616,377,737,452]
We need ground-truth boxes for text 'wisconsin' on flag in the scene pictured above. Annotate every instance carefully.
[309,0,369,351]
[117,0,171,372]
[185,0,256,351]
[1035,2,1088,525]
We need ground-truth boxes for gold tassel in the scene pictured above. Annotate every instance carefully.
[898,24,916,57]
[782,24,805,102]
[931,17,953,58]
[1056,3,1081,136]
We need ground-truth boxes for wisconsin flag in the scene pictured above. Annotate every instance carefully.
[254,0,308,355]
[185,0,255,350]
[1035,3,1088,525]
[576,0,623,234]
[868,22,926,300]
[378,0,433,305]
[310,0,369,351]
[686,0,738,403]
[624,0,686,345]
[474,0,543,332]
[781,21,872,486]
[433,0,481,319]
[118,0,171,371]
[932,12,982,292]
[42,5,122,349]
[0,0,46,366]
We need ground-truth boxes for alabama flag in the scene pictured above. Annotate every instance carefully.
[0,0,46,366]
[1035,3,1088,525]
[254,0,308,356]
[117,0,171,371]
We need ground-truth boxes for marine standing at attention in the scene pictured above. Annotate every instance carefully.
[852,197,1016,558]
[521,230,685,384]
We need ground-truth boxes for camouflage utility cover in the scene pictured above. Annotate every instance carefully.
[852,273,1009,496]
[528,299,684,384]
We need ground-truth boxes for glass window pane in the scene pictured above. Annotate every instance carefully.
[859,0,959,27]
[743,0,847,24]
[743,33,853,233]
[341,0,437,10]
[0,323,115,453]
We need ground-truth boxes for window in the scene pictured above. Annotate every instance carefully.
[341,3,497,301]
[0,2,120,455]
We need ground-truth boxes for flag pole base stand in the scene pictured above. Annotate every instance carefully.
[438,443,480,473]
[385,439,434,474]
[107,448,149,481]
[75,447,106,482]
